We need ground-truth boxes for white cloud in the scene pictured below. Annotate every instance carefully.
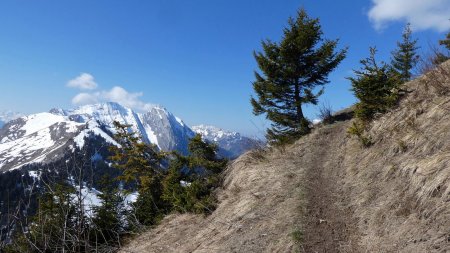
[71,86,155,112]
[368,0,450,32]
[67,73,98,90]
[72,93,98,105]
[312,119,322,125]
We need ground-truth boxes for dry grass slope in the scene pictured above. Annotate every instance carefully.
[342,61,450,252]
[121,61,450,253]
[121,147,307,253]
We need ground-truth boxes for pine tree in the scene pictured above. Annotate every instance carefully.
[434,32,450,64]
[109,121,162,190]
[251,8,347,143]
[162,153,188,212]
[188,134,227,173]
[162,135,227,214]
[109,121,167,228]
[391,23,419,82]
[23,183,78,252]
[349,47,401,121]
[130,174,166,227]
[91,176,124,246]
[439,32,450,51]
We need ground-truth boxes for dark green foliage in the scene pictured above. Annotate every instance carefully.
[0,133,125,250]
[109,121,162,191]
[109,121,167,228]
[130,174,167,227]
[251,8,347,143]
[0,169,38,245]
[349,47,401,121]
[439,32,450,51]
[161,155,188,212]
[184,176,219,214]
[163,134,227,214]
[20,183,79,253]
[188,134,227,173]
[90,176,125,246]
[391,23,419,82]
[434,32,450,64]
[2,124,227,251]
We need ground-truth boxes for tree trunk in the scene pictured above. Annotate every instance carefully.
[294,83,304,123]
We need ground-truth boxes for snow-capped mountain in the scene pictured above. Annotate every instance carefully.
[0,111,23,128]
[0,102,257,171]
[0,102,196,171]
[52,102,195,152]
[192,125,263,159]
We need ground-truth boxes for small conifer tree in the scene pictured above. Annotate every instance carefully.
[439,32,450,51]
[391,23,419,82]
[162,134,227,214]
[109,121,166,227]
[251,8,347,143]
[349,47,401,121]
[20,183,78,252]
[91,176,125,246]
[109,121,162,190]
[434,32,450,64]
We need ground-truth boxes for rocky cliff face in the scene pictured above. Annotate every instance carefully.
[0,102,258,171]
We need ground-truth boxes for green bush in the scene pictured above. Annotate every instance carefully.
[349,47,401,121]
[162,134,227,214]
[347,121,373,147]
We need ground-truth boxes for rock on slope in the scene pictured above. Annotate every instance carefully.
[121,62,450,252]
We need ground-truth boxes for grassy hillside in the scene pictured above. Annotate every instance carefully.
[121,61,450,252]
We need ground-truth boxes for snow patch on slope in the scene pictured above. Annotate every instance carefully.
[73,121,119,148]
[21,113,73,136]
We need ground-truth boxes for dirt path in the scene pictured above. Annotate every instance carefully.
[121,64,450,252]
[120,121,362,253]
[299,122,360,253]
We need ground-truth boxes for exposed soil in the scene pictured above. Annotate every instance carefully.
[121,61,450,253]
[121,121,362,253]
[301,122,360,253]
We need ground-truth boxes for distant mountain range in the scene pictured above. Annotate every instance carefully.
[192,125,262,159]
[0,111,22,128]
[0,102,260,171]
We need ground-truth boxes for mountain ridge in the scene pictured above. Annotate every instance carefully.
[0,102,259,171]
[192,124,263,159]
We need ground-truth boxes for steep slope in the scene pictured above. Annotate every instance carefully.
[121,140,307,252]
[121,62,450,252]
[55,102,195,153]
[0,102,193,171]
[121,121,358,253]
[0,113,86,170]
[337,62,450,252]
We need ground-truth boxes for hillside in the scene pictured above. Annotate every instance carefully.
[121,62,450,252]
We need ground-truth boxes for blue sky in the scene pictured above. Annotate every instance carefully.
[0,0,448,136]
